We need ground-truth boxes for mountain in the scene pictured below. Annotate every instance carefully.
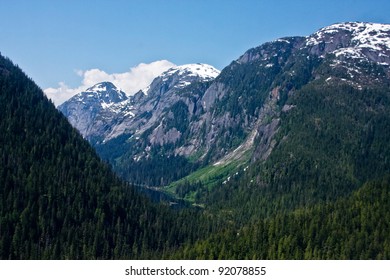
[58,81,130,143]
[103,63,220,144]
[58,21,390,200]
[59,63,221,185]
[0,53,211,259]
[197,22,390,217]
[89,22,390,190]
[170,22,390,259]
[305,22,390,65]
[59,64,220,146]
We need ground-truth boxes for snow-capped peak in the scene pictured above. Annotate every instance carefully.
[307,22,390,48]
[85,82,120,93]
[69,81,128,108]
[305,22,390,64]
[161,63,220,81]
[141,63,220,94]
[86,83,107,93]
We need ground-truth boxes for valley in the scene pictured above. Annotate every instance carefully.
[1,22,390,259]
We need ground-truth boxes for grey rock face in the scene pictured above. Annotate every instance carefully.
[201,82,228,112]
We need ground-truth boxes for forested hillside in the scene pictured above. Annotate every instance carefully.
[175,177,390,259]
[0,53,212,259]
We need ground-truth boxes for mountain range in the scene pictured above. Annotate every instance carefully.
[59,22,390,193]
[2,21,390,259]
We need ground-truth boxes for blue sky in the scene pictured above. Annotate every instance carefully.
[1,0,390,104]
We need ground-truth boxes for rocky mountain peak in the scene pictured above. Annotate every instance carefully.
[58,63,220,144]
[162,63,220,81]
[85,81,116,92]
[305,22,390,65]
[142,63,220,95]
[80,81,128,105]
[57,81,130,143]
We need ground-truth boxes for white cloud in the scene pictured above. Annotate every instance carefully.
[44,60,175,106]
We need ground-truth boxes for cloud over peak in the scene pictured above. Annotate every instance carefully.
[44,60,175,106]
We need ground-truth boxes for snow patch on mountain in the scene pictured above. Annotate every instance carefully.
[137,64,220,95]
[306,22,390,64]
[163,63,220,80]
[73,82,128,104]
[86,83,107,93]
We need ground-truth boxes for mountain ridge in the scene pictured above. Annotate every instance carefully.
[59,63,220,144]
[60,22,390,195]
